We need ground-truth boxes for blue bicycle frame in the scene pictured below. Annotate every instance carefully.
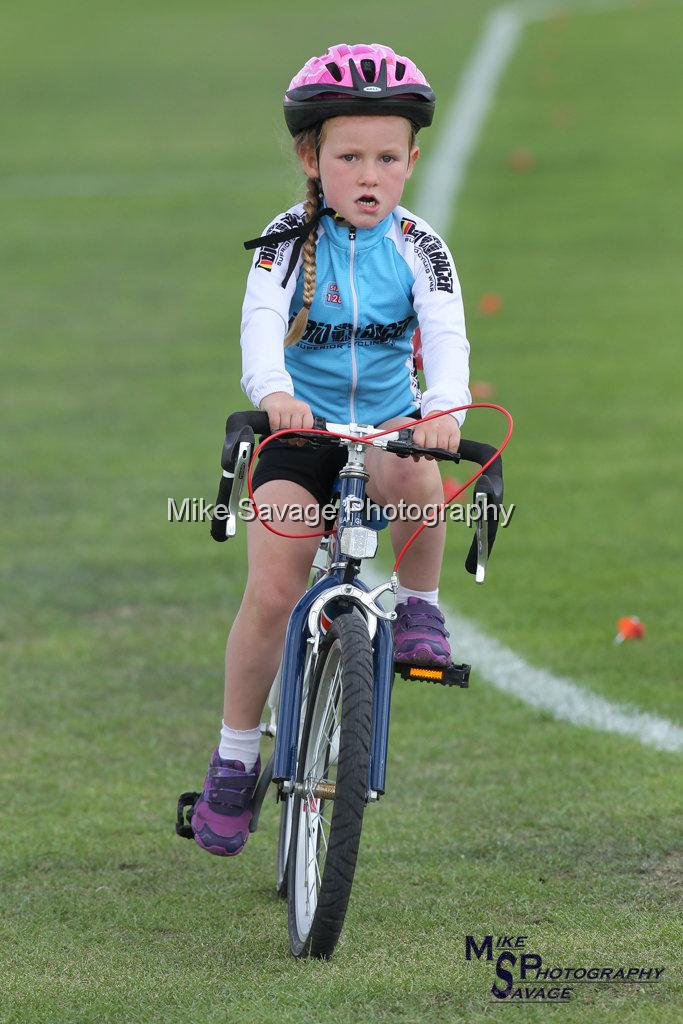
[272,441,395,796]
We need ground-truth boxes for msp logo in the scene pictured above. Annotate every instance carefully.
[465,934,665,1004]
[326,282,342,305]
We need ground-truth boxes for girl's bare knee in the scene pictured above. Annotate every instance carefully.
[243,574,306,625]
[378,457,442,505]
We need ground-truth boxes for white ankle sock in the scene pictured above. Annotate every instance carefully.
[395,585,439,606]
[219,721,261,771]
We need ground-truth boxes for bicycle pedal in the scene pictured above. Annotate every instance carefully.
[395,662,471,687]
[175,791,200,839]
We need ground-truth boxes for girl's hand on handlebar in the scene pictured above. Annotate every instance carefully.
[412,412,461,460]
[259,392,314,438]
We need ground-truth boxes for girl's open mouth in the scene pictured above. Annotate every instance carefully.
[356,195,379,210]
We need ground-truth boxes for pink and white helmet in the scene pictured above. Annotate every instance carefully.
[283,43,436,136]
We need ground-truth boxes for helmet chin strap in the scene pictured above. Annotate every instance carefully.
[314,128,323,172]
[243,204,339,288]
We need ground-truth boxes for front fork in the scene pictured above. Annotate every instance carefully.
[271,573,396,799]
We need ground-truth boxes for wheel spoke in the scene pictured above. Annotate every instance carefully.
[316,666,340,746]
[305,811,325,892]
[307,671,342,780]
[307,716,339,781]
[303,800,311,912]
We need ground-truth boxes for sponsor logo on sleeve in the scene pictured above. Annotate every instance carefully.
[400,218,453,293]
[255,211,305,273]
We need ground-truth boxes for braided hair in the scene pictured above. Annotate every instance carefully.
[283,174,321,348]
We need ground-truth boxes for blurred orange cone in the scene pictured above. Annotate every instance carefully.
[614,616,645,644]
[471,380,495,399]
[509,147,535,171]
[478,293,502,316]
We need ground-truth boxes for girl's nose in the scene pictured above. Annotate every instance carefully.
[358,162,379,187]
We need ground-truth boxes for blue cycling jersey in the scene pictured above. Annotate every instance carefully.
[241,202,471,426]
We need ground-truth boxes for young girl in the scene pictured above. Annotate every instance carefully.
[191,43,471,857]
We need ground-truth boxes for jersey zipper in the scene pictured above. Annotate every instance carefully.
[348,225,358,422]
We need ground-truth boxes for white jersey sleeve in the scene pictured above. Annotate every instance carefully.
[239,205,306,409]
[399,210,471,427]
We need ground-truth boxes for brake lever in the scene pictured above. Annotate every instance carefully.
[386,434,461,463]
[224,440,252,537]
[473,490,489,584]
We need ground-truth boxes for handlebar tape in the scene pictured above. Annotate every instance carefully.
[220,411,271,470]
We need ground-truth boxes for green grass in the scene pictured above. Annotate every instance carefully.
[1,1,682,1022]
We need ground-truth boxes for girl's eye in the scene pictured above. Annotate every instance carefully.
[381,155,397,163]
[342,154,357,162]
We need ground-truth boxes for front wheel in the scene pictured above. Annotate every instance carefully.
[287,612,374,959]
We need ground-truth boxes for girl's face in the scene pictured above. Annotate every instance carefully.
[301,115,419,228]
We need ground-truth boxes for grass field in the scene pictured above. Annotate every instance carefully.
[1,1,682,1021]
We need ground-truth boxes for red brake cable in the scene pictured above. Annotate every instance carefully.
[245,403,514,561]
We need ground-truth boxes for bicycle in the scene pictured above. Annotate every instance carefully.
[176,407,508,959]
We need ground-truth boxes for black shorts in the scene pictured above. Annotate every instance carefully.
[251,412,421,508]
[251,439,348,507]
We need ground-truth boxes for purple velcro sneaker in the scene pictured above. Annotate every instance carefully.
[393,597,452,667]
[191,749,261,857]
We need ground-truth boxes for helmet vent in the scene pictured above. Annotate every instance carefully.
[395,62,406,81]
[325,61,343,83]
[360,58,376,82]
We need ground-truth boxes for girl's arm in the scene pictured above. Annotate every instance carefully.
[239,207,306,410]
[409,224,471,429]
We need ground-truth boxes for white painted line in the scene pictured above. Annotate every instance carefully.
[389,0,683,753]
[415,4,524,231]
[440,607,683,753]
[372,567,683,752]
